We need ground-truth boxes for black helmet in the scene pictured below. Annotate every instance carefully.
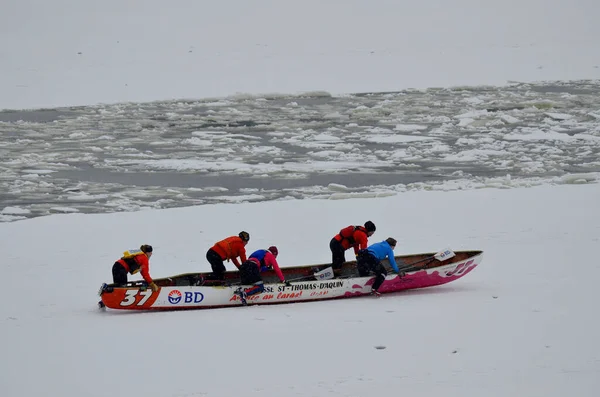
[140,244,153,253]
[364,221,376,232]
[239,231,250,242]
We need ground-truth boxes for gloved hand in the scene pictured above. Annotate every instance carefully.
[149,282,159,292]
[283,280,291,286]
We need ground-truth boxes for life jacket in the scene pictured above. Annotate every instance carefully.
[120,249,145,274]
[338,225,366,245]
[250,249,272,272]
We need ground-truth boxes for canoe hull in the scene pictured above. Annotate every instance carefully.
[99,250,483,311]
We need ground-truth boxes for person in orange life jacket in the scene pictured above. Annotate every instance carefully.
[206,231,250,280]
[330,221,376,271]
[357,238,399,295]
[237,246,291,298]
[113,244,158,292]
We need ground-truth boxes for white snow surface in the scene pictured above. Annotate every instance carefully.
[1,184,600,396]
[2,0,600,110]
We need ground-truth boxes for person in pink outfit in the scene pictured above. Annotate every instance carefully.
[235,246,290,305]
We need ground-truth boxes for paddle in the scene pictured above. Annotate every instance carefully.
[397,248,456,273]
[288,266,335,283]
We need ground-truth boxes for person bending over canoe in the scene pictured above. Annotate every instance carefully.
[330,221,376,273]
[357,238,399,297]
[235,246,290,305]
[112,244,158,292]
[206,231,250,280]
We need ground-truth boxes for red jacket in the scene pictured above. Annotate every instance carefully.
[211,236,247,268]
[117,253,152,283]
[333,225,369,255]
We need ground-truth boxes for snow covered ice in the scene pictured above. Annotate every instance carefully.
[1,1,600,396]
[2,183,600,397]
[2,0,600,110]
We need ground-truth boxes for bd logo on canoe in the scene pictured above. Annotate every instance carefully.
[439,250,452,259]
[168,290,204,304]
[168,290,182,304]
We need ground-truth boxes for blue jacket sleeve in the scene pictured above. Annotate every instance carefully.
[387,246,399,272]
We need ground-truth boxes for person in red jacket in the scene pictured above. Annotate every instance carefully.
[112,244,158,292]
[330,221,376,272]
[206,231,250,280]
[235,246,290,305]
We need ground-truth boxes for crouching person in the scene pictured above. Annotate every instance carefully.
[112,244,158,291]
[99,244,157,308]
[206,231,250,281]
[235,246,290,305]
[357,238,399,296]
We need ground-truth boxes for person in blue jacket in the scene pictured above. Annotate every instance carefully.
[357,237,399,296]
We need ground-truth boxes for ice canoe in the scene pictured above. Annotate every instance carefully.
[98,249,483,311]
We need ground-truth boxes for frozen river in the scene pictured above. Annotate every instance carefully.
[1,80,599,222]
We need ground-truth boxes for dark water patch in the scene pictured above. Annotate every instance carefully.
[51,169,449,191]
[0,109,77,123]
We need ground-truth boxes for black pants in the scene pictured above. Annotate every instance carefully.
[330,238,346,270]
[239,261,265,296]
[357,252,387,291]
[112,262,128,286]
[206,249,226,280]
[239,260,262,285]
